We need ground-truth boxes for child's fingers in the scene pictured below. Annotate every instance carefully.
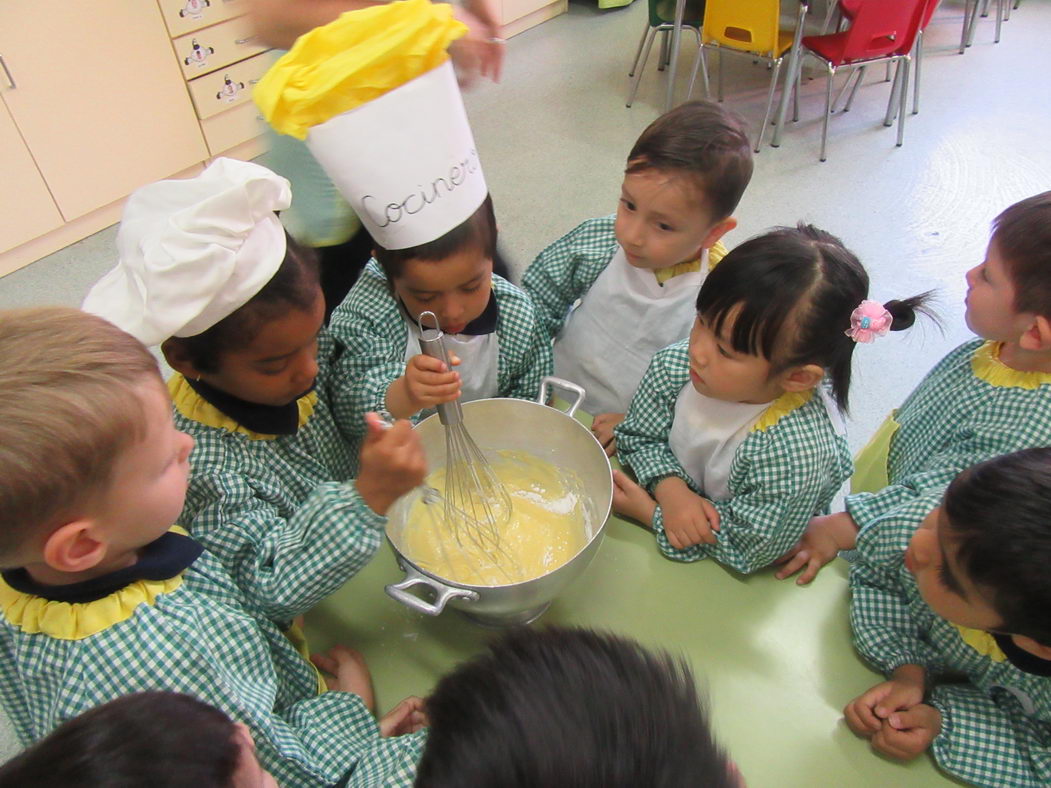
[843,700,879,737]
[447,353,461,367]
[310,652,339,676]
[699,497,721,530]
[874,685,921,720]
[410,354,450,374]
[774,547,808,580]
[795,555,823,585]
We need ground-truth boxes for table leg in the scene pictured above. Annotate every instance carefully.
[771,2,810,148]
[664,0,688,112]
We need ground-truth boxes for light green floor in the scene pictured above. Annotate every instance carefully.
[1,0,1049,780]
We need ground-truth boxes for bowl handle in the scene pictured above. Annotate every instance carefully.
[539,376,586,418]
[385,564,479,616]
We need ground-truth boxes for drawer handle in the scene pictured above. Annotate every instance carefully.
[235,36,259,45]
[0,54,15,90]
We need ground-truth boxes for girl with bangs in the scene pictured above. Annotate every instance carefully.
[613,224,930,575]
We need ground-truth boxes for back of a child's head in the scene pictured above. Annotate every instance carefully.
[373,195,498,283]
[0,307,159,565]
[163,231,320,374]
[415,627,736,788]
[991,191,1051,318]
[0,692,241,787]
[943,447,1051,647]
[696,223,928,411]
[626,100,754,222]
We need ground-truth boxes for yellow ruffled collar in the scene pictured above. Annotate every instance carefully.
[0,527,192,641]
[971,341,1051,390]
[168,374,318,441]
[952,623,1007,662]
[752,390,813,432]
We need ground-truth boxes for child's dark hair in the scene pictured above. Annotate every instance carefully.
[374,195,497,282]
[626,100,754,222]
[943,447,1051,647]
[696,224,931,411]
[415,626,736,788]
[163,231,320,373]
[0,692,242,787]
[991,191,1051,318]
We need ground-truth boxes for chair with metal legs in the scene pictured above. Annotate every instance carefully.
[683,0,796,152]
[627,0,705,107]
[791,0,931,161]
[960,0,1005,53]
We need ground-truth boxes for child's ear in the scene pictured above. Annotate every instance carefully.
[161,338,203,380]
[779,364,824,393]
[1010,634,1051,661]
[1017,315,1051,352]
[700,217,737,251]
[42,520,107,574]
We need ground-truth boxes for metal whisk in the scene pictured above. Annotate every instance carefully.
[417,311,515,564]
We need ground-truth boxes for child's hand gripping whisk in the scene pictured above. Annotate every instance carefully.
[415,311,516,568]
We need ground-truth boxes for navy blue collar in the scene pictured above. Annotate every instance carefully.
[2,532,203,603]
[187,377,315,436]
[993,633,1051,677]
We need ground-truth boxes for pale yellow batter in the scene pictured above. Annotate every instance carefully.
[400,450,590,586]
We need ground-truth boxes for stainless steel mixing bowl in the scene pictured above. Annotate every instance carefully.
[384,378,613,626]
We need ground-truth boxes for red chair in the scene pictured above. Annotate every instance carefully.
[793,0,932,161]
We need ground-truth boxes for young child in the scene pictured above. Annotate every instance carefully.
[415,626,741,788]
[0,306,426,787]
[612,224,927,575]
[777,191,1051,585]
[846,448,1051,786]
[522,100,752,451]
[82,158,406,625]
[0,692,278,787]
[329,195,553,422]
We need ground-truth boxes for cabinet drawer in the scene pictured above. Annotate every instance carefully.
[187,51,270,120]
[201,100,265,155]
[174,16,267,79]
[157,0,244,38]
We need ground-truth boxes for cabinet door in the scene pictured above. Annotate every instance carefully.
[0,99,63,254]
[0,0,209,221]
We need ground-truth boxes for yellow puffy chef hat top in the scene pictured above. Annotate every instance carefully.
[82,158,291,347]
[254,0,488,251]
[254,0,467,141]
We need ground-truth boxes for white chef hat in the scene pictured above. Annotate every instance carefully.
[254,1,487,250]
[305,60,488,250]
[83,158,291,347]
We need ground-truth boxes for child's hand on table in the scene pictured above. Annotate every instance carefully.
[844,665,926,738]
[380,696,429,737]
[591,412,625,457]
[356,413,427,515]
[870,703,942,761]
[654,477,720,549]
[386,353,462,419]
[611,469,657,526]
[311,645,375,711]
[775,511,859,585]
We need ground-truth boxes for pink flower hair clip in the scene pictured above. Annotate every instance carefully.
[845,300,893,343]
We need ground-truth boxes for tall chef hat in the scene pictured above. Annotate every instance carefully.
[82,158,291,347]
[254,0,488,251]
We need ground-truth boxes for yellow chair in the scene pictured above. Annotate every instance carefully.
[686,0,796,152]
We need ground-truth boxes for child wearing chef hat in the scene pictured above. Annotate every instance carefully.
[254,0,552,431]
[82,156,426,631]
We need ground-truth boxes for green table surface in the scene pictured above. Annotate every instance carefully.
[309,411,965,788]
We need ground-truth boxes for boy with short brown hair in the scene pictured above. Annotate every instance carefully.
[0,307,426,788]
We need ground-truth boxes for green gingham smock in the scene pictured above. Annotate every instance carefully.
[327,260,553,430]
[851,497,1051,787]
[0,533,423,787]
[520,215,727,340]
[846,339,1051,547]
[173,332,383,625]
[615,340,853,574]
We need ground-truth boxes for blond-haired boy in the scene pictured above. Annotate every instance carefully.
[0,308,426,787]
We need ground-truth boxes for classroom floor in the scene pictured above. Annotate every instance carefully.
[1,0,1049,769]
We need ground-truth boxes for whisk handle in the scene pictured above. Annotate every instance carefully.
[418,324,463,426]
